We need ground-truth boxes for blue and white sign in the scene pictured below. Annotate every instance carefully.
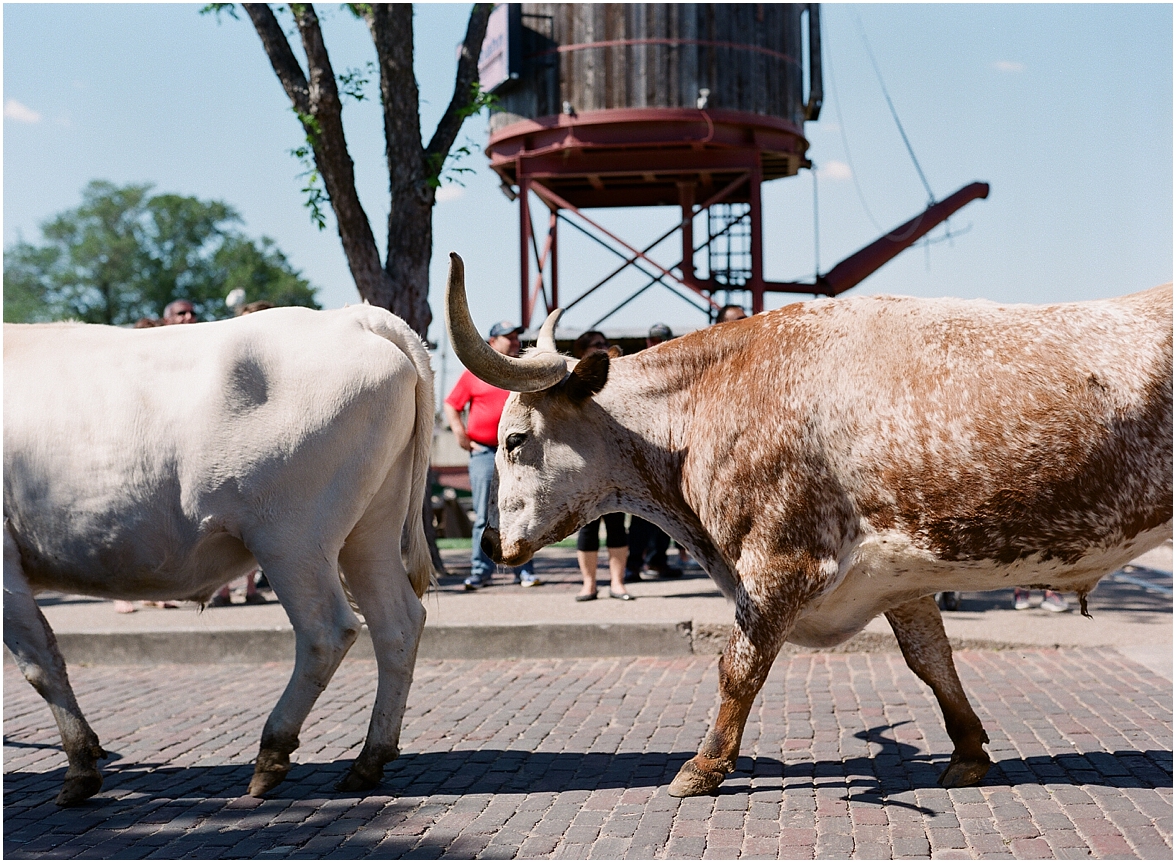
[478,4,521,93]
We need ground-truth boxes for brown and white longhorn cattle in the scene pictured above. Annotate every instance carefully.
[445,252,1172,797]
[4,305,434,805]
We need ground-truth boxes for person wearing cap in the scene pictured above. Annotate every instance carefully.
[443,321,541,589]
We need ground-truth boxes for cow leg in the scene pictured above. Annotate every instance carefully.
[3,526,106,806]
[246,552,362,797]
[334,529,426,792]
[669,567,803,797]
[885,596,991,787]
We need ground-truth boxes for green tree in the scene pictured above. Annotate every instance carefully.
[4,180,319,324]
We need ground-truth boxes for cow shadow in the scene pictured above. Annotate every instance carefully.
[5,730,1171,859]
[6,728,1168,806]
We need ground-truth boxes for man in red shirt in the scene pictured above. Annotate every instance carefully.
[443,321,541,589]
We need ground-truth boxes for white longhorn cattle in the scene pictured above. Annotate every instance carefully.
[4,305,434,805]
[445,252,1173,798]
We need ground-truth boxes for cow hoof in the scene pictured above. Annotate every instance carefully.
[247,769,287,798]
[55,769,102,806]
[668,758,726,797]
[336,764,381,793]
[248,748,291,797]
[938,755,992,788]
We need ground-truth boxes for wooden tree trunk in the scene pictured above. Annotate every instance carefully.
[244,2,489,339]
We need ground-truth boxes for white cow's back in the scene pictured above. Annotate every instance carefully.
[3,305,432,600]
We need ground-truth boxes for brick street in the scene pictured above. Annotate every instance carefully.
[4,648,1171,859]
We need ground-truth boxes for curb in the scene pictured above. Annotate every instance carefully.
[42,622,698,665]
[17,624,1046,666]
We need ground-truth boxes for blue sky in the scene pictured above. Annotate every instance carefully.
[4,3,1172,395]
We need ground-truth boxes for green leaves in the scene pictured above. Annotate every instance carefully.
[3,180,319,325]
[200,3,239,23]
[338,61,376,102]
[425,82,499,190]
[290,110,329,230]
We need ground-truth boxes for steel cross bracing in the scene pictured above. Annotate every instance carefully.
[515,175,992,329]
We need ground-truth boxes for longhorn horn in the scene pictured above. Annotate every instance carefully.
[445,253,568,392]
[536,308,562,353]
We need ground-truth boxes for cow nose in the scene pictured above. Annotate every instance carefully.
[481,526,503,563]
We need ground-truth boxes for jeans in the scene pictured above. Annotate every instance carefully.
[469,445,534,581]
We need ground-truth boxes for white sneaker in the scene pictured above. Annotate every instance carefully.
[1013,590,1031,610]
[1040,592,1069,613]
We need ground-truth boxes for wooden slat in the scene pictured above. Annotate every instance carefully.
[495,3,807,127]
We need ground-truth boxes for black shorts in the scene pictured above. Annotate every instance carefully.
[576,512,628,551]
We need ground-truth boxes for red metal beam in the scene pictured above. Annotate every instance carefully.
[816,182,990,296]
[519,176,532,327]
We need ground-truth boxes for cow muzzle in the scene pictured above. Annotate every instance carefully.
[481,525,531,567]
[481,526,505,564]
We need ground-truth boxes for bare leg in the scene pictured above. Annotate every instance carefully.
[885,596,991,787]
[607,546,627,595]
[576,550,598,598]
[4,526,106,806]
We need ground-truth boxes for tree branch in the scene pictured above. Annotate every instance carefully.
[247,3,386,301]
[367,5,425,195]
[424,3,493,171]
[242,3,310,115]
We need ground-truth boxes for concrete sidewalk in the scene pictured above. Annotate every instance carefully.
[24,542,1172,677]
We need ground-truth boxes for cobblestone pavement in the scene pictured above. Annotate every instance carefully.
[5,649,1171,859]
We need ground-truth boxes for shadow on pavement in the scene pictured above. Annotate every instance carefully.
[6,744,1169,809]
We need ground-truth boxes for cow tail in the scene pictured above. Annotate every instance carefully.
[362,309,436,598]
[394,323,437,599]
[404,336,437,599]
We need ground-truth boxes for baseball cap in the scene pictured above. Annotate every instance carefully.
[488,320,523,339]
[648,323,673,340]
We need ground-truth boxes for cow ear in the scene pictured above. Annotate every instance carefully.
[564,350,610,402]
[607,345,623,359]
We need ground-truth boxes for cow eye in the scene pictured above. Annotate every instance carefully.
[505,432,527,453]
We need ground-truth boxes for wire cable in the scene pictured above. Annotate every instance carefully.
[825,34,883,232]
[853,11,936,205]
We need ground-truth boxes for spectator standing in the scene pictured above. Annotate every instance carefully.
[715,304,748,323]
[1013,588,1069,612]
[627,323,682,581]
[444,321,541,590]
[162,299,197,325]
[570,331,632,601]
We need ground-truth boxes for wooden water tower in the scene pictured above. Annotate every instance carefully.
[480,3,988,327]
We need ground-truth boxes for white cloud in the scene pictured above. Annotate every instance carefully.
[817,160,852,181]
[435,185,464,203]
[5,98,42,124]
[993,60,1025,73]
